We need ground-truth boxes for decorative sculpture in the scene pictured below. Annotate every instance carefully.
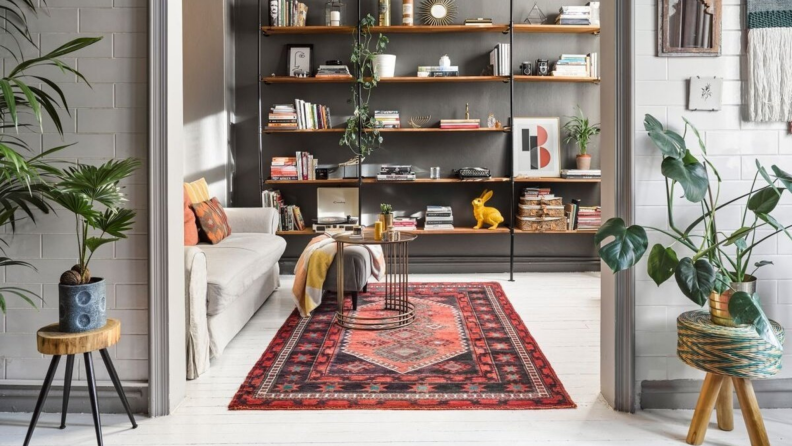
[472,190,504,230]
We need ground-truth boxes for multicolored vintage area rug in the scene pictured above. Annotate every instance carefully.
[229,283,575,410]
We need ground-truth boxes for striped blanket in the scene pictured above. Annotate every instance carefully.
[747,0,792,121]
[291,234,385,317]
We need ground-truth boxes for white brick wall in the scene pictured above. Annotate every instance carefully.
[0,0,148,383]
[634,0,792,389]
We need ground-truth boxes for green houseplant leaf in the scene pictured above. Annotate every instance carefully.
[647,244,678,286]
[644,115,685,159]
[594,218,648,273]
[747,188,783,215]
[674,258,715,306]
[728,291,783,350]
[771,165,792,193]
[660,154,709,203]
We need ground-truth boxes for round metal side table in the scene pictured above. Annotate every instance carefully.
[333,231,417,330]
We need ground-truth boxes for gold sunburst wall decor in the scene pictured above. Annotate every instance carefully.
[419,0,457,26]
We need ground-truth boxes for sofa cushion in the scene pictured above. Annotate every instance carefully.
[184,178,211,204]
[184,188,199,246]
[192,197,232,244]
[201,233,286,316]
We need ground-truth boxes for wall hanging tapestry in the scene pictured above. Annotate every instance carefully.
[747,0,792,121]
[229,282,575,410]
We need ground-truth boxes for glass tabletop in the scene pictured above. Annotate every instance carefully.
[333,230,418,244]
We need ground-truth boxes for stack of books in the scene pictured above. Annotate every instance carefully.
[417,66,459,77]
[561,169,601,179]
[464,18,493,26]
[556,5,591,25]
[522,187,552,199]
[425,206,454,231]
[316,64,352,78]
[267,104,298,130]
[565,202,579,230]
[271,157,298,180]
[553,54,597,78]
[440,119,481,130]
[262,190,305,232]
[374,111,401,128]
[269,0,308,27]
[489,43,510,76]
[576,206,602,230]
[262,189,285,210]
[392,217,418,232]
[377,165,415,181]
[294,99,331,129]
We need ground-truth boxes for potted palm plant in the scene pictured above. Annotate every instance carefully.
[50,159,140,332]
[596,115,785,349]
[563,106,600,170]
[0,0,100,314]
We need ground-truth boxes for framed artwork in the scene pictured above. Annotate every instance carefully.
[513,117,561,178]
[658,0,721,57]
[287,44,313,77]
[689,76,722,111]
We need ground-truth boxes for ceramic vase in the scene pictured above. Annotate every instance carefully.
[576,154,592,170]
[59,278,107,333]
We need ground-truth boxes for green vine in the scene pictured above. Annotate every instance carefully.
[340,15,388,157]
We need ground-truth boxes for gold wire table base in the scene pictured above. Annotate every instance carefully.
[333,233,417,331]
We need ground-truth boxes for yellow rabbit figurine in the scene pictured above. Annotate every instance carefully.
[472,190,504,230]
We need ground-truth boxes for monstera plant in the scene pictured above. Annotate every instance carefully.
[0,0,100,313]
[596,115,785,349]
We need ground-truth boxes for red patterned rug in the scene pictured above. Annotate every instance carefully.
[229,282,575,410]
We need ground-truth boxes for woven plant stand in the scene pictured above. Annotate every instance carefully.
[677,311,785,446]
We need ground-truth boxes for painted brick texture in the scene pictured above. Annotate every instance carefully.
[635,0,792,390]
[0,0,148,383]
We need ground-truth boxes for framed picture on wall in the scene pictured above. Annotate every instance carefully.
[688,76,723,111]
[513,117,561,178]
[286,44,313,77]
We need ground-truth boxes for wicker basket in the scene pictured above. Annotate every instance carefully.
[542,206,565,218]
[517,216,566,232]
[518,204,543,217]
[540,197,563,206]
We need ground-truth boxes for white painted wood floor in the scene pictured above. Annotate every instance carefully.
[2,272,791,445]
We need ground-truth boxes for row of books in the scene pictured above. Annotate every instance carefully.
[375,110,401,129]
[268,0,307,27]
[425,205,454,231]
[489,43,511,76]
[553,53,599,78]
[262,190,307,231]
[556,4,595,25]
[576,206,601,230]
[266,101,332,130]
[376,165,415,181]
[417,66,459,77]
[392,217,418,231]
[464,18,493,27]
[561,169,601,179]
[316,64,352,78]
[440,119,480,130]
[271,152,318,181]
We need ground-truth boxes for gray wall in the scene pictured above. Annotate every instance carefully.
[0,1,149,385]
[235,0,602,270]
[183,0,232,205]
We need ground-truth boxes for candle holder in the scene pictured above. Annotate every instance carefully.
[325,0,346,26]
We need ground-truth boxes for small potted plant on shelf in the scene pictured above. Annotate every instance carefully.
[595,114,785,349]
[563,105,600,170]
[380,203,394,228]
[50,159,141,333]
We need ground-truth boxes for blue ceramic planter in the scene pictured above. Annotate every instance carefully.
[59,278,107,333]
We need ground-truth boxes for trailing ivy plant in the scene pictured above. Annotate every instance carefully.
[0,0,100,312]
[340,15,388,157]
[595,114,786,349]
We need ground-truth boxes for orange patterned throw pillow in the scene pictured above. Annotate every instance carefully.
[191,197,232,244]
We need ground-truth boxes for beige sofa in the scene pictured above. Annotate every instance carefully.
[184,208,286,379]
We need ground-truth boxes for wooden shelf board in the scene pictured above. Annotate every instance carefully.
[514,229,598,235]
[369,25,509,34]
[515,75,600,83]
[276,230,316,235]
[263,128,344,134]
[363,178,510,184]
[262,76,353,84]
[265,179,358,185]
[381,76,509,83]
[264,127,508,134]
[277,228,598,236]
[512,24,600,34]
[515,177,601,183]
[262,26,355,35]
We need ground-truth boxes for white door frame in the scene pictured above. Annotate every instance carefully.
[147,0,635,415]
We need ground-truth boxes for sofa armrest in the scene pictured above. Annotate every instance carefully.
[185,246,210,380]
[224,208,279,234]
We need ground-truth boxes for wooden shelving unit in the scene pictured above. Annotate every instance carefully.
[263,75,599,84]
[363,178,510,184]
[276,227,599,236]
[512,24,600,34]
[265,179,357,185]
[514,75,600,84]
[263,127,508,134]
[515,177,601,183]
[262,24,600,36]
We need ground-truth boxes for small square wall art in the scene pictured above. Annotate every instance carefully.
[689,76,722,111]
[513,117,561,178]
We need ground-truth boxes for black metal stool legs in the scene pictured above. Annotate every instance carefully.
[84,352,104,446]
[23,355,61,446]
[59,355,75,429]
[99,349,137,428]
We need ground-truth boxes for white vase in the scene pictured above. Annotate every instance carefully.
[373,54,397,78]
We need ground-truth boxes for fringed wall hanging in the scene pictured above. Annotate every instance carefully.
[747,0,792,122]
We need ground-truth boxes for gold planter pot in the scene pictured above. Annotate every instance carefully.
[709,276,756,327]
[380,213,394,229]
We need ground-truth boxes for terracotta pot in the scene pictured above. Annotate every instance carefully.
[576,154,592,170]
[709,276,756,327]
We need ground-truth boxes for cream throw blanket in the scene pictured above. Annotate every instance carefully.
[292,234,385,317]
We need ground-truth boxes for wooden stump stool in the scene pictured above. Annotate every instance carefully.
[677,311,785,446]
[24,319,137,446]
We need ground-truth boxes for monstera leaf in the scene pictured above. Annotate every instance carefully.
[595,218,648,273]
[674,258,715,306]
[647,244,678,286]
[748,188,783,215]
[729,291,783,350]
[772,165,792,193]
[644,115,685,159]
[660,153,709,203]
